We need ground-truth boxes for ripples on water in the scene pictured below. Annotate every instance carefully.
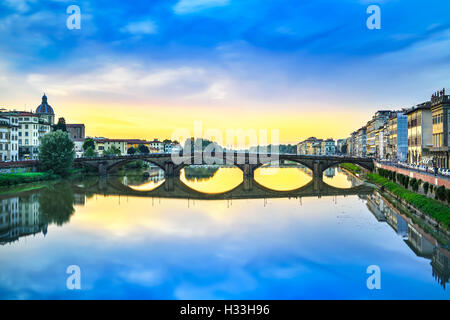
[0,166,448,299]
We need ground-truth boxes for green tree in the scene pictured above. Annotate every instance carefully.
[423,182,429,194]
[436,186,446,201]
[53,117,67,132]
[83,146,96,157]
[127,146,136,155]
[103,146,121,156]
[138,144,150,154]
[39,130,75,176]
[82,138,95,151]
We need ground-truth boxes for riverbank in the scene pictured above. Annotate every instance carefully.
[0,168,86,190]
[367,172,450,231]
[339,163,361,176]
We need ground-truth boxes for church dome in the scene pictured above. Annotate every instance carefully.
[36,94,54,114]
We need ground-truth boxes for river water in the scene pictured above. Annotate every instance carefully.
[0,165,448,299]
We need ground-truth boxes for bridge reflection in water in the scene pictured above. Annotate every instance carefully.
[75,167,373,200]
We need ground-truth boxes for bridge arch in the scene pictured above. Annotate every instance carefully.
[107,158,166,173]
[320,159,374,173]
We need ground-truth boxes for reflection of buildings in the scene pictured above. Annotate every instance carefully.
[432,248,450,289]
[0,194,48,245]
[366,192,449,289]
[73,193,86,206]
[324,167,335,178]
[148,168,165,182]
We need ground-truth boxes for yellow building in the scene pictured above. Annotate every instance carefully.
[297,137,322,155]
[406,102,433,165]
[93,138,127,155]
[430,89,450,168]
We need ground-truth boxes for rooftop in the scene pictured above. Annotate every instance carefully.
[404,101,431,115]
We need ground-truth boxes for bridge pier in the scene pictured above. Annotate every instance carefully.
[164,177,175,192]
[312,161,324,179]
[98,161,108,176]
[243,177,253,191]
[164,162,180,177]
[241,164,258,177]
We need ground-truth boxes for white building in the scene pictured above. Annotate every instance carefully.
[149,139,164,152]
[74,139,84,158]
[165,143,182,154]
[321,139,336,155]
[0,113,19,162]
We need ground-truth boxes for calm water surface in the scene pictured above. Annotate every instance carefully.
[0,165,448,299]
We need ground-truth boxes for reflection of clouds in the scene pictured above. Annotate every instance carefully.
[120,269,164,287]
[322,167,355,189]
[0,194,447,299]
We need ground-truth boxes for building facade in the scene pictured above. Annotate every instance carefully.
[66,124,85,140]
[385,112,408,162]
[354,126,367,157]
[366,110,394,157]
[297,137,322,155]
[321,139,336,155]
[430,89,450,168]
[93,138,128,155]
[406,102,433,165]
[149,139,164,152]
[17,112,52,160]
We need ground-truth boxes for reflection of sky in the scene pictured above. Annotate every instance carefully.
[322,168,356,189]
[180,167,243,194]
[0,194,448,299]
[255,167,312,191]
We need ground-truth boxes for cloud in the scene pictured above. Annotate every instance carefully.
[24,61,224,103]
[3,0,36,13]
[120,19,158,35]
[173,0,229,14]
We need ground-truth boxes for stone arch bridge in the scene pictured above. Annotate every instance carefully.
[75,152,374,177]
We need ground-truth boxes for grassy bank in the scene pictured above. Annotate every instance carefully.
[0,172,59,186]
[339,163,361,175]
[367,173,450,230]
[0,168,86,187]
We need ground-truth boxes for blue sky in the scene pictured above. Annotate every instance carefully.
[0,0,449,140]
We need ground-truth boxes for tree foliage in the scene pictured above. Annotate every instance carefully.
[39,130,75,176]
[103,146,121,156]
[82,138,95,151]
[83,146,96,157]
[53,117,67,132]
[138,144,150,154]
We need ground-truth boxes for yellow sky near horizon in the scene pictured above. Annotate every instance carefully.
[56,101,369,145]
